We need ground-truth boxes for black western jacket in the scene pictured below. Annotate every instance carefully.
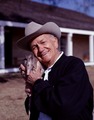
[29,54,93,120]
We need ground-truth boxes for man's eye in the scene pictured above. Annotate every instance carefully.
[41,41,46,44]
[32,46,37,50]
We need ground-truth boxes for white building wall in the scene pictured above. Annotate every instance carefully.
[0,26,5,68]
[0,21,94,73]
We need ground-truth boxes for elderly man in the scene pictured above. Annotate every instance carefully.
[17,21,93,120]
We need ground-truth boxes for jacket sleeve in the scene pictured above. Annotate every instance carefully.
[32,57,93,119]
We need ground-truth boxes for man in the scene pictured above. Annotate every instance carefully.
[17,21,93,120]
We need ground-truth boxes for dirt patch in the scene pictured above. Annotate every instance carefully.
[0,72,29,120]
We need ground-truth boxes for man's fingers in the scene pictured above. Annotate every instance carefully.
[19,64,27,79]
[25,88,31,96]
[20,64,25,71]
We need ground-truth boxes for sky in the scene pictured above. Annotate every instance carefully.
[32,0,94,18]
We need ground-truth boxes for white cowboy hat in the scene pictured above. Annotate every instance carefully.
[16,21,61,51]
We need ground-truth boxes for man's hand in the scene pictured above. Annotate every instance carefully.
[26,61,43,85]
[25,82,32,96]
[19,64,32,96]
[19,60,44,96]
[19,61,43,85]
[19,64,27,79]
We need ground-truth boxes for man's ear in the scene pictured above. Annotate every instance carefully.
[53,37,59,49]
[50,34,59,49]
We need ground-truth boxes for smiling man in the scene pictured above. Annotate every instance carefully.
[17,21,93,120]
[30,34,60,68]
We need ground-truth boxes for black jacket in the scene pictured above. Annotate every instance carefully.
[28,54,93,120]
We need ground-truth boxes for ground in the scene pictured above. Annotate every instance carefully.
[0,73,29,120]
[0,66,94,120]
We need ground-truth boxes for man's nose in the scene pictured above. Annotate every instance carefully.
[38,44,44,52]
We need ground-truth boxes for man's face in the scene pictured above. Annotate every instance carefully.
[30,34,59,67]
